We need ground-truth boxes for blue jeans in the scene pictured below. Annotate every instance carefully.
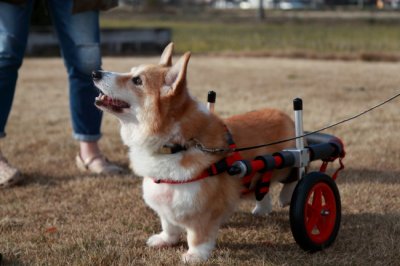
[0,0,103,141]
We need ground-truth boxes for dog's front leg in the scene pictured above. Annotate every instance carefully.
[147,216,183,248]
[182,224,219,263]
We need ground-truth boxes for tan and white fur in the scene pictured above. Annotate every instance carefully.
[94,43,296,263]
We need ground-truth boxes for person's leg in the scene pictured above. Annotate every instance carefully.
[0,1,34,187]
[47,0,102,141]
[47,0,122,174]
[0,1,33,138]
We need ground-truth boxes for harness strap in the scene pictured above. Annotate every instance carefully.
[255,171,273,201]
[319,157,345,181]
[153,125,243,184]
[331,157,344,181]
[154,171,209,184]
[319,161,329,173]
[240,170,273,200]
[318,137,345,180]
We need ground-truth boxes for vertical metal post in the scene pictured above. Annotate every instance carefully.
[293,98,306,179]
[293,98,304,149]
[207,91,216,113]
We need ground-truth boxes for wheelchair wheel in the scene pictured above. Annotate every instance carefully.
[290,172,341,252]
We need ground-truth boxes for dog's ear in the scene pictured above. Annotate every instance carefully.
[165,52,191,96]
[159,42,174,67]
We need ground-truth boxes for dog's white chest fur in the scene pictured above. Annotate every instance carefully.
[120,124,209,221]
[120,123,214,182]
[142,177,201,220]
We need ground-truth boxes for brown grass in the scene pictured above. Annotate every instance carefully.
[1,57,399,265]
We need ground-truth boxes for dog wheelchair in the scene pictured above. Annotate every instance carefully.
[208,92,346,252]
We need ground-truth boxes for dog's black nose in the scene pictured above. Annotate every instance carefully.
[92,70,103,81]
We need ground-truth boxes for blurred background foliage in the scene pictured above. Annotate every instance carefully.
[29,0,400,60]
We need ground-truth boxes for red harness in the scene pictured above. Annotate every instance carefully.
[152,127,277,201]
[153,127,242,185]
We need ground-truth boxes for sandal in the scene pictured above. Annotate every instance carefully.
[0,153,22,188]
[76,153,124,175]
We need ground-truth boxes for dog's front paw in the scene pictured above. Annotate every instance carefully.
[146,233,178,248]
[182,252,207,264]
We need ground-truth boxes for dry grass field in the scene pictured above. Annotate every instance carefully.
[0,56,399,265]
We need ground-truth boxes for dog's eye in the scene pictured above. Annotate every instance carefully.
[132,76,143,86]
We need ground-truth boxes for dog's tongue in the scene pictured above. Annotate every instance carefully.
[96,94,130,108]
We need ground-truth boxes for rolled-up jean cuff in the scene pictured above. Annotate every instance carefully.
[73,133,102,142]
[0,132,5,139]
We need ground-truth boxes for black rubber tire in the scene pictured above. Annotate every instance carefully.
[290,172,341,252]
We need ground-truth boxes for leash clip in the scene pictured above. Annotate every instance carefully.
[194,141,232,154]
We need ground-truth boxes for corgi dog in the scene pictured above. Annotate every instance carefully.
[93,43,296,263]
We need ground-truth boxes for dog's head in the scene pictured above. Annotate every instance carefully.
[93,43,191,134]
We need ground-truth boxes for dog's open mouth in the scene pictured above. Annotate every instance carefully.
[95,92,130,113]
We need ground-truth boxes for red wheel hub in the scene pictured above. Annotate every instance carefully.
[304,182,337,244]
